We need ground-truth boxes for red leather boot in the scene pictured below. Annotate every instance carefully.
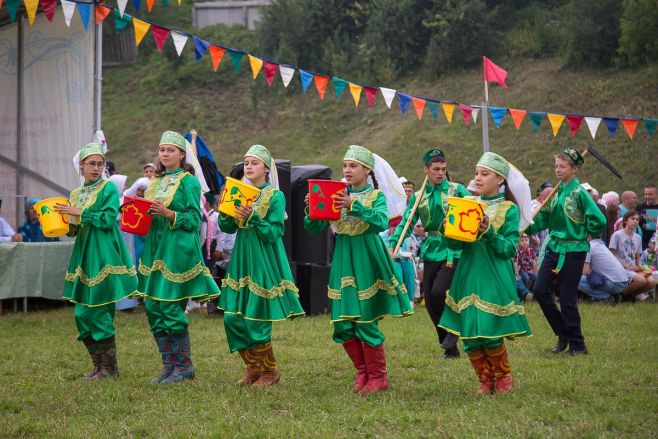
[342,338,368,392]
[485,344,513,394]
[467,349,495,394]
[358,343,389,395]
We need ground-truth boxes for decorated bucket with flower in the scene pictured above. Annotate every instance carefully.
[34,197,70,238]
[219,177,261,218]
[308,179,347,221]
[445,197,487,242]
[120,196,155,236]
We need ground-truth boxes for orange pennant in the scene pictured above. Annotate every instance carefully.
[508,109,526,129]
[314,75,330,100]
[209,46,226,72]
[547,113,565,137]
[147,0,155,12]
[95,5,111,24]
[441,102,456,124]
[621,118,640,140]
[412,97,426,120]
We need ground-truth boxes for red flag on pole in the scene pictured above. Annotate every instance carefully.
[483,56,508,88]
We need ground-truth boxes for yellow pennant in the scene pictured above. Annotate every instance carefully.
[177,0,182,4]
[133,18,151,46]
[349,83,362,107]
[248,55,263,80]
[547,113,565,137]
[441,102,456,124]
[24,0,39,24]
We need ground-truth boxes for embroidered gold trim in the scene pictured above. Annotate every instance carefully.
[221,275,299,299]
[484,199,514,232]
[334,189,380,236]
[445,293,526,317]
[563,188,585,224]
[328,276,407,300]
[70,180,109,210]
[238,186,274,229]
[328,276,357,299]
[145,171,189,207]
[138,260,212,283]
[65,264,136,287]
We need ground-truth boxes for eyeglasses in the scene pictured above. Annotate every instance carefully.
[84,161,105,168]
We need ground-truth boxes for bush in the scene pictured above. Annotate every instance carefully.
[618,0,658,66]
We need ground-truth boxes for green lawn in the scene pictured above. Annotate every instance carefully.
[1,302,656,438]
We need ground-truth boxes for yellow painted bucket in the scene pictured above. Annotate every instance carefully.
[444,197,487,242]
[34,197,70,238]
[219,177,261,218]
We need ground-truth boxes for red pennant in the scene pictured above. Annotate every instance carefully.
[0,0,3,9]
[566,115,584,137]
[151,25,170,53]
[209,45,226,71]
[459,104,473,125]
[263,61,278,86]
[508,109,527,129]
[621,118,640,140]
[314,75,330,100]
[483,56,508,88]
[412,97,426,120]
[95,4,111,24]
[41,0,56,21]
[363,87,378,108]
[146,0,155,12]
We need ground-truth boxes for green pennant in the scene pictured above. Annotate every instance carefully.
[228,51,244,73]
[427,101,440,120]
[643,118,657,137]
[162,0,169,6]
[114,9,133,33]
[6,0,19,22]
[332,77,347,98]
[528,112,546,132]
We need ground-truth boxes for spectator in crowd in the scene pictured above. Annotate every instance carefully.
[0,199,20,243]
[411,220,425,256]
[399,178,415,204]
[619,191,638,215]
[578,235,651,301]
[601,191,620,210]
[17,198,59,242]
[123,177,151,266]
[581,183,602,206]
[382,217,416,309]
[641,234,656,270]
[637,184,658,249]
[529,182,553,255]
[143,163,156,179]
[605,203,620,245]
[106,161,117,176]
[207,190,235,316]
[514,233,537,302]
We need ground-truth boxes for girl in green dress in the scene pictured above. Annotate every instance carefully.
[139,131,220,383]
[55,142,138,380]
[438,152,532,395]
[304,145,413,395]
[218,144,305,387]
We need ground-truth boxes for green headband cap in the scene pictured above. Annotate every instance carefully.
[476,152,509,179]
[560,147,584,166]
[244,144,273,168]
[423,148,445,165]
[343,144,375,169]
[79,142,105,161]
[159,131,186,151]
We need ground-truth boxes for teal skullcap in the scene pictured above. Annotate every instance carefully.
[560,147,584,166]
[159,131,186,151]
[244,144,273,168]
[476,152,509,179]
[422,148,445,165]
[343,145,375,170]
[79,143,105,161]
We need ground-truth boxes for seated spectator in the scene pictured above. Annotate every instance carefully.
[143,163,156,179]
[0,199,20,243]
[17,198,59,242]
[514,233,537,301]
[641,234,656,270]
[124,177,150,199]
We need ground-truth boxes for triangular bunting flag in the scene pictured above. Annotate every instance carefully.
[146,0,155,13]
[279,65,295,87]
[133,18,151,46]
[314,75,330,100]
[547,113,565,137]
[333,77,347,98]
[460,104,473,125]
[132,0,141,13]
[643,118,657,137]
[508,109,526,129]
[162,0,169,6]
[397,93,411,114]
[603,117,619,138]
[0,0,3,9]
[77,2,92,30]
[228,50,244,73]
[171,31,188,56]
[177,0,181,4]
[427,101,439,120]
[95,4,111,24]
[441,102,456,124]
[113,9,132,33]
[41,0,57,22]
[6,0,19,22]
[209,45,226,71]
[364,87,377,108]
[248,55,263,79]
[192,37,209,61]
[349,83,362,107]
[621,118,640,140]
[24,0,39,25]
[489,107,507,128]
[471,108,480,123]
[528,112,545,132]
[412,97,426,120]
[566,115,584,138]
[584,117,602,139]
[151,25,170,53]
[117,0,128,17]
[263,61,278,86]
[380,88,396,109]
[299,70,313,94]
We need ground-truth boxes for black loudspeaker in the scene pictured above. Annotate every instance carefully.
[290,165,334,264]
[296,263,330,315]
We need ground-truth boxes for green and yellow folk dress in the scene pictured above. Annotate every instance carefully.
[438,194,531,350]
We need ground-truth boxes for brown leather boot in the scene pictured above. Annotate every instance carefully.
[342,338,368,392]
[467,349,495,394]
[80,337,101,381]
[485,344,513,394]
[252,342,280,387]
[236,347,261,386]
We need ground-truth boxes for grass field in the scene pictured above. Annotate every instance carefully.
[1,301,656,438]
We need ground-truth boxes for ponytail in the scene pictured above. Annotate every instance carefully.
[503,181,518,205]
[370,170,380,189]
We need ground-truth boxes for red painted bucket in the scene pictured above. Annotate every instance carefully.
[120,196,155,236]
[308,179,347,221]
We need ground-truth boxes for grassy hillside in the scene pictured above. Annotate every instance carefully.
[102,22,658,195]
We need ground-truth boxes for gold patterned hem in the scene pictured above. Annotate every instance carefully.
[330,310,414,324]
[438,325,531,340]
[65,264,137,287]
[445,293,525,317]
[138,260,213,283]
[221,275,299,299]
[328,276,407,300]
[63,290,141,307]
[221,310,306,321]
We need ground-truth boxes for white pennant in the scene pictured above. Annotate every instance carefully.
[61,0,76,27]
[117,0,128,17]
[380,87,396,109]
[279,65,295,87]
[171,31,188,57]
[584,116,602,139]
[472,108,480,123]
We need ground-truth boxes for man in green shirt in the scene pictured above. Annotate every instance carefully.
[389,149,470,359]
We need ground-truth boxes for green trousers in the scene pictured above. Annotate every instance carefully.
[332,320,384,347]
[74,303,116,341]
[145,298,189,334]
[462,337,503,354]
[223,313,272,353]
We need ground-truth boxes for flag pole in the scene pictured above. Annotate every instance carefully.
[482,78,490,153]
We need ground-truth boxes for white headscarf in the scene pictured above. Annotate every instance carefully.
[369,153,407,220]
[506,163,534,231]
[124,177,150,197]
